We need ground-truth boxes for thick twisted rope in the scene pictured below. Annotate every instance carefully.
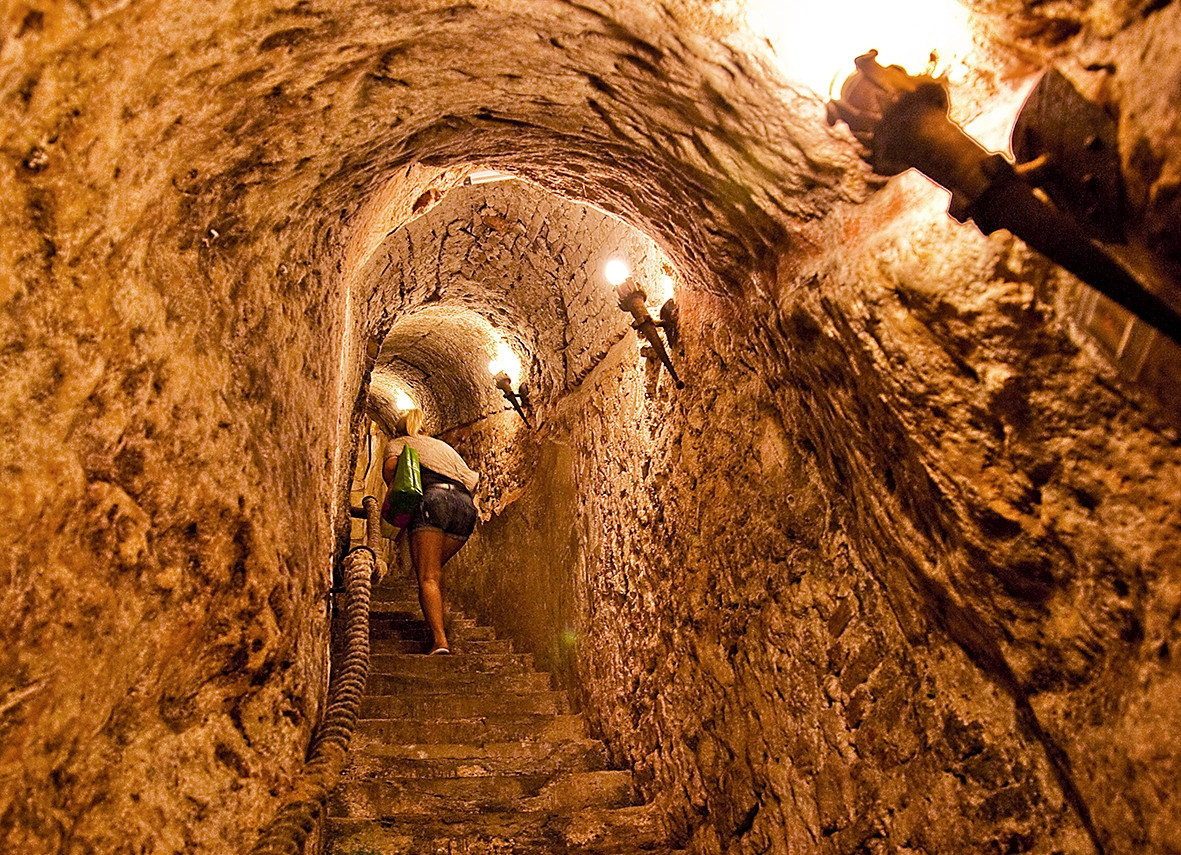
[248,541,374,855]
[363,495,388,582]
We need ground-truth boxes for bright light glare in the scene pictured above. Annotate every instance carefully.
[487,337,522,388]
[744,0,973,96]
[604,258,631,287]
[394,390,415,410]
[653,272,676,303]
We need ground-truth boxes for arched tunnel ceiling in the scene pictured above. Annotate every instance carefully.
[5,0,1181,852]
[3,0,882,317]
[375,307,502,431]
[6,0,1169,312]
[368,179,676,431]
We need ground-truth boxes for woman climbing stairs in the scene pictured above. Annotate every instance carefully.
[326,571,682,854]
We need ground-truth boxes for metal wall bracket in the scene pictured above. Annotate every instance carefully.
[1011,69,1126,244]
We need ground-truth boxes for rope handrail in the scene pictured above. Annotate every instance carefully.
[247,496,380,854]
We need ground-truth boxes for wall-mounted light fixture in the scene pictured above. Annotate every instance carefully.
[605,258,685,389]
[743,0,972,97]
[488,335,530,427]
[466,168,515,186]
[826,51,1181,345]
[492,370,532,427]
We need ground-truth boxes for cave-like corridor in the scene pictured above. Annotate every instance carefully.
[3,0,1181,852]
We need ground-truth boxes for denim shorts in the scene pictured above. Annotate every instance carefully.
[408,486,477,539]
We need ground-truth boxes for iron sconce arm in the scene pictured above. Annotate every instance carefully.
[617,281,685,389]
[827,51,1181,345]
[493,371,532,427]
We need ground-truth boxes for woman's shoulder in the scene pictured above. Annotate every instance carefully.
[411,434,455,452]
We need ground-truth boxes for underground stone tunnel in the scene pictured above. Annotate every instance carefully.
[2,0,1180,853]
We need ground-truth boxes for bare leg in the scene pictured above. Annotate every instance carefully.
[410,528,449,651]
[438,536,466,629]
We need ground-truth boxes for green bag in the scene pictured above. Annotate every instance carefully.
[382,445,423,527]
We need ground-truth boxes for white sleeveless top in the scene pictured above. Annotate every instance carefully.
[386,435,479,493]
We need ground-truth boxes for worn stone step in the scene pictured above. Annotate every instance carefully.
[329,770,636,818]
[370,637,513,655]
[365,611,472,624]
[366,668,552,694]
[340,739,610,779]
[369,616,478,633]
[355,713,587,744]
[366,598,425,612]
[359,690,566,719]
[372,579,419,593]
[366,602,423,616]
[327,804,674,854]
[371,623,497,643]
[369,588,427,604]
[368,652,535,677]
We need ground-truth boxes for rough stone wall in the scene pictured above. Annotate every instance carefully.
[441,11,1181,853]
[786,174,1181,854]
[449,173,1181,853]
[2,2,842,848]
[448,283,1101,853]
[364,179,676,427]
[2,0,1179,852]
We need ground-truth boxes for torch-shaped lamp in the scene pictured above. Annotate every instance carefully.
[493,370,531,427]
[826,51,1181,345]
[615,276,685,389]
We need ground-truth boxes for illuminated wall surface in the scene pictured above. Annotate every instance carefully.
[2,0,1180,852]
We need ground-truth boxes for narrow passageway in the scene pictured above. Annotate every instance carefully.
[327,561,682,854]
[4,0,1181,853]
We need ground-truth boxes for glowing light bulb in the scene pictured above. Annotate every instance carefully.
[487,336,522,389]
[654,273,676,303]
[604,258,631,287]
[394,390,414,410]
[743,0,972,96]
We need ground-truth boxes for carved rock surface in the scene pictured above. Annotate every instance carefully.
[1,0,1179,853]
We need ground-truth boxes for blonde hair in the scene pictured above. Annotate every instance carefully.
[398,408,425,437]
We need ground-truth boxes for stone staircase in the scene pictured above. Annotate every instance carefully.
[325,570,681,854]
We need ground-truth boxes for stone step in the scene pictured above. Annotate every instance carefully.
[359,690,567,719]
[369,615,478,631]
[369,588,425,603]
[370,637,513,655]
[327,804,675,854]
[371,623,497,643]
[354,713,587,745]
[368,652,535,677]
[365,668,552,694]
[366,597,422,610]
[372,579,419,593]
[329,579,680,855]
[365,602,423,617]
[340,739,610,779]
[329,770,637,818]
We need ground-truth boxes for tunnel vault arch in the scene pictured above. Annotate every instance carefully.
[360,179,679,433]
[3,0,1181,853]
